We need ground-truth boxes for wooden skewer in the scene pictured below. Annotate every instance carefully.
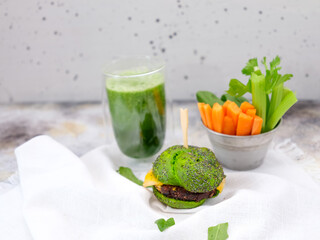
[180,108,189,148]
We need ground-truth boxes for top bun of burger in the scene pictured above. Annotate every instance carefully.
[144,145,226,209]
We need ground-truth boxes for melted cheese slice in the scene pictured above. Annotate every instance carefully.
[217,178,226,193]
[143,169,226,194]
[143,169,163,188]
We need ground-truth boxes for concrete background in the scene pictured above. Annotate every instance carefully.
[0,0,319,103]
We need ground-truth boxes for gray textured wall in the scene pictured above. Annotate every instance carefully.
[0,0,319,103]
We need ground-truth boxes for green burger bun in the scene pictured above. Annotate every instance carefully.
[145,145,225,209]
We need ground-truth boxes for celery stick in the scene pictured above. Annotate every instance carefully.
[266,93,270,120]
[282,87,291,98]
[268,83,283,119]
[266,90,297,131]
[251,72,267,131]
[253,66,262,75]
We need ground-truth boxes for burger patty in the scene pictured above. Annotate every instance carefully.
[156,185,216,202]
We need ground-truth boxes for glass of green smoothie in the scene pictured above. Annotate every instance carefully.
[103,56,166,159]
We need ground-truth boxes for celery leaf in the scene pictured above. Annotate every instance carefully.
[226,79,249,97]
[269,55,281,70]
[242,58,258,75]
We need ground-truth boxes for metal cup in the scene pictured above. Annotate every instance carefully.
[204,120,281,170]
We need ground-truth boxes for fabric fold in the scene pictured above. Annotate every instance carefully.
[0,135,318,240]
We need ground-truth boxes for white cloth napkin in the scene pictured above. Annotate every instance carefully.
[1,135,320,240]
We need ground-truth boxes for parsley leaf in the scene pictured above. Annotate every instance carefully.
[155,218,175,232]
[208,222,229,240]
[117,166,143,186]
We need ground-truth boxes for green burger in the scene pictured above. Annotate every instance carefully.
[143,145,226,209]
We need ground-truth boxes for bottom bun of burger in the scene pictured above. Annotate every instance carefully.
[153,186,206,209]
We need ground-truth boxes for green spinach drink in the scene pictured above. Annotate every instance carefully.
[106,72,166,158]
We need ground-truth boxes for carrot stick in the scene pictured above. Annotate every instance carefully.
[246,108,256,118]
[240,101,255,113]
[236,112,254,136]
[251,116,263,135]
[212,103,224,133]
[222,100,232,115]
[226,102,241,128]
[197,102,207,127]
[204,104,214,130]
[222,116,236,135]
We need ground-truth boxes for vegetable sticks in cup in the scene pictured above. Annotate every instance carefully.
[198,101,263,136]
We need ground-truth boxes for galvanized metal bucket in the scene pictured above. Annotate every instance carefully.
[204,120,281,171]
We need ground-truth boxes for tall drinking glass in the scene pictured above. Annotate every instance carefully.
[103,56,166,159]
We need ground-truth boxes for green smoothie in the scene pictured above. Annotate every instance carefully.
[106,72,166,158]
